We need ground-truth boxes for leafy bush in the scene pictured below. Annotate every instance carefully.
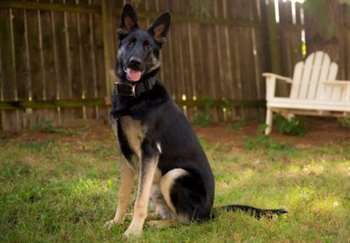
[192,112,212,127]
[192,97,215,127]
[229,119,246,131]
[31,120,55,133]
[337,117,350,128]
[274,114,306,136]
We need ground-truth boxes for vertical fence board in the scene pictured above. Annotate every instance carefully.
[0,9,20,131]
[42,7,59,127]
[69,9,83,120]
[0,46,4,131]
[61,0,75,124]
[88,0,99,119]
[75,0,87,119]
[23,9,34,128]
[49,1,62,125]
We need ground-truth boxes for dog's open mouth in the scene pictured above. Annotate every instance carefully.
[126,68,142,82]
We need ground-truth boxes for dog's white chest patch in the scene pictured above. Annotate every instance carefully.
[120,116,146,159]
[156,142,162,154]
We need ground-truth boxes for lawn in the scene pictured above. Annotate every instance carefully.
[0,120,350,242]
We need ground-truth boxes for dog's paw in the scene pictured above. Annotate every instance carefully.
[147,219,177,229]
[104,219,120,230]
[123,226,143,238]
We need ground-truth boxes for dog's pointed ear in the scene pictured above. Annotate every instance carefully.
[118,4,138,40]
[147,12,171,45]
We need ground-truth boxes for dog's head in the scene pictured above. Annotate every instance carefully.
[117,4,171,83]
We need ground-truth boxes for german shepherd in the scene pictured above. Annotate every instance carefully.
[105,4,287,238]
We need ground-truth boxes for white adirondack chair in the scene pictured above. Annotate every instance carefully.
[263,51,350,135]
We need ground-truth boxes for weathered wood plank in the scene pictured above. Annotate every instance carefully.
[75,0,87,119]
[8,8,20,131]
[111,7,263,27]
[88,0,99,119]
[49,0,62,125]
[0,98,265,110]
[101,0,114,98]
[0,45,4,130]
[0,1,100,14]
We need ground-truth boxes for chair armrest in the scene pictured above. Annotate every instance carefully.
[323,80,350,102]
[263,73,292,100]
[323,80,350,86]
[262,73,293,83]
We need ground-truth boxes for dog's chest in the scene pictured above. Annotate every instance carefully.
[120,116,146,159]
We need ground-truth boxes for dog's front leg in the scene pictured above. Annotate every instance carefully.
[105,161,135,228]
[124,153,159,238]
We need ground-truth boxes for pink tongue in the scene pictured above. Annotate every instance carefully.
[126,68,142,82]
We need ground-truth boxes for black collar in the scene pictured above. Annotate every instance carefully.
[115,76,158,97]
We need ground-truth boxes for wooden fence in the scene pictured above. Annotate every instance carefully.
[0,0,110,131]
[305,2,350,81]
[0,0,317,131]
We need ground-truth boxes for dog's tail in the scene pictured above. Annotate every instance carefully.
[214,204,288,219]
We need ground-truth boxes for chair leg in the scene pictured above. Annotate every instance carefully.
[265,108,273,135]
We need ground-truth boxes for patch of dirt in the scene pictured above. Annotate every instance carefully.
[195,117,350,148]
[1,117,349,148]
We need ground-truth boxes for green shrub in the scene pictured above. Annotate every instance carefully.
[337,117,350,128]
[192,97,215,127]
[192,112,212,127]
[32,120,55,133]
[229,119,246,131]
[274,114,306,136]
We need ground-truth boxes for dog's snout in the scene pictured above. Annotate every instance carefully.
[128,57,142,70]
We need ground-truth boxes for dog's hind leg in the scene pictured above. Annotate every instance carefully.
[159,168,192,224]
[105,161,135,228]
[150,184,175,220]
[160,168,213,223]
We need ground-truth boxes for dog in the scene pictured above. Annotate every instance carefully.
[105,4,287,238]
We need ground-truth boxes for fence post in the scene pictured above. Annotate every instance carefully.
[101,0,115,101]
[266,0,282,75]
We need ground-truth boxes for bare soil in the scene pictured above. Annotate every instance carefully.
[1,117,349,148]
[195,117,350,148]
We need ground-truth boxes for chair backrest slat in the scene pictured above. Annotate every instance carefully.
[328,63,342,101]
[316,55,331,100]
[298,52,315,99]
[290,62,304,98]
[307,52,325,99]
[290,51,342,101]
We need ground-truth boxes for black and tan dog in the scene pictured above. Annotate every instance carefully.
[105,4,287,238]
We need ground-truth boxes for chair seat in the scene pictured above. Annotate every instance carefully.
[268,97,350,112]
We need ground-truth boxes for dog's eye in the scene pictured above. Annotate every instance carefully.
[143,40,150,50]
[128,38,136,48]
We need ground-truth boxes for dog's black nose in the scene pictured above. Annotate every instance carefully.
[128,57,142,70]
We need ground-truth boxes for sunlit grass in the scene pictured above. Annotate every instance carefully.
[0,126,350,242]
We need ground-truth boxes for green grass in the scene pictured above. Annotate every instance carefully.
[1,126,350,242]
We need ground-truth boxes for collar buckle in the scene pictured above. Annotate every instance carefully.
[115,82,136,96]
